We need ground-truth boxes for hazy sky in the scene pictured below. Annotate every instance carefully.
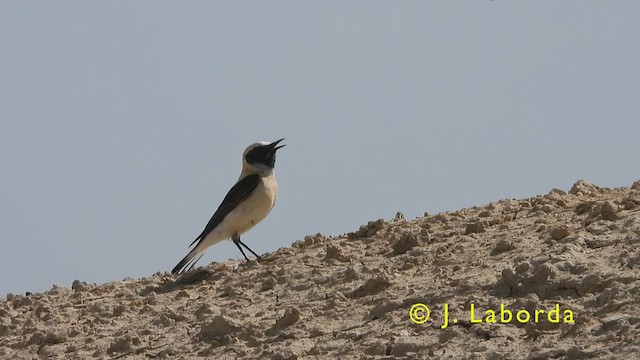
[1,2,638,296]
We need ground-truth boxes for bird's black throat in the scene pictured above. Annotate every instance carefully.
[244,140,284,168]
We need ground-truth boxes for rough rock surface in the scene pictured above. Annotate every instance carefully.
[1,180,639,359]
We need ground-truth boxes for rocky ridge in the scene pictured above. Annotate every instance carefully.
[1,180,639,359]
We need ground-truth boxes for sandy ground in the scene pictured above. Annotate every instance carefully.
[1,180,639,359]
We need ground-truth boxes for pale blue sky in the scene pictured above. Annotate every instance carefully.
[1,2,638,296]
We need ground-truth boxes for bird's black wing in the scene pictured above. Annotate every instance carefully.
[189,174,261,247]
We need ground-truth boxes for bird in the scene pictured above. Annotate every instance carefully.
[171,139,285,274]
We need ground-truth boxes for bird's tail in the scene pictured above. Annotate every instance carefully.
[171,242,205,275]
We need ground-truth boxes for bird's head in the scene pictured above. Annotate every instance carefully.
[241,138,285,175]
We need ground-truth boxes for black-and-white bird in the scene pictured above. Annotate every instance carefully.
[171,139,285,274]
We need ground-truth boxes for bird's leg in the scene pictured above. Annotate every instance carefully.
[238,239,262,261]
[232,235,251,262]
[232,235,262,262]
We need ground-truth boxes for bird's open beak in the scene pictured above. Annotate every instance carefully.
[270,138,286,151]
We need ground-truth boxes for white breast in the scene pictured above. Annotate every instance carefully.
[219,174,278,237]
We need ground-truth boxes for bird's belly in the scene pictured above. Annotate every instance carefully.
[222,180,277,236]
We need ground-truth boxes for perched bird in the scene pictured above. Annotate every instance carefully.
[171,139,285,274]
